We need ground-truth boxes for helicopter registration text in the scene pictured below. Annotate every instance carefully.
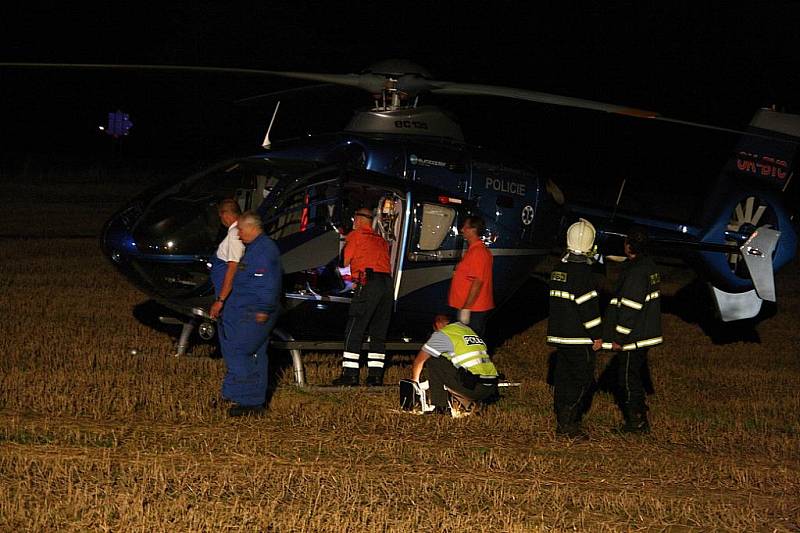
[485,177,526,196]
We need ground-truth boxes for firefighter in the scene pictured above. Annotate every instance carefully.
[602,226,662,433]
[333,207,393,387]
[220,211,282,416]
[546,218,603,437]
[410,314,499,415]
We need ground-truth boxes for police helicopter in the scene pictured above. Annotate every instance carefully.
[3,60,798,384]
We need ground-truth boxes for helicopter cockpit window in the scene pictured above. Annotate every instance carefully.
[408,202,461,262]
[172,161,290,212]
[263,179,339,240]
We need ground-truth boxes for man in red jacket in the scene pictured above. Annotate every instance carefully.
[333,207,394,387]
[448,215,494,338]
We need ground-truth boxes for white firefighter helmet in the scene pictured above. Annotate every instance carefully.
[566,218,596,255]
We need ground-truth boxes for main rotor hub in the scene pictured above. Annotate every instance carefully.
[374,77,413,111]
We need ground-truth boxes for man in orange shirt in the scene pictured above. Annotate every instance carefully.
[448,215,494,338]
[333,207,394,387]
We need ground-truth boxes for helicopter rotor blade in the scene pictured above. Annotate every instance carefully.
[427,81,773,137]
[1,62,787,140]
[235,83,336,105]
[0,62,389,93]
[428,82,659,118]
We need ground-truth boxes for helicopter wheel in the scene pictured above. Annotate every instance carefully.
[724,196,776,278]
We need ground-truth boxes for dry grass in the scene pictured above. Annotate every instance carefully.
[0,175,798,531]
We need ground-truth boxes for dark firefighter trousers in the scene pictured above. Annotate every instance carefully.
[553,345,596,420]
[615,348,649,416]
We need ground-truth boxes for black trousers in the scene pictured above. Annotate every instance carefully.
[343,273,393,363]
[553,345,596,418]
[616,348,649,414]
[598,348,654,413]
[425,356,497,409]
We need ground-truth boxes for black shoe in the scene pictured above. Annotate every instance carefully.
[619,410,650,434]
[556,421,587,437]
[426,405,452,416]
[332,373,359,387]
[364,374,384,387]
[620,419,651,434]
[227,404,266,417]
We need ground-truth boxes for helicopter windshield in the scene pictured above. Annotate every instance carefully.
[173,158,316,212]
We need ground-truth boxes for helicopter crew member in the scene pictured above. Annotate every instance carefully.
[601,227,662,433]
[410,314,499,415]
[209,199,244,321]
[220,211,282,416]
[333,207,393,387]
[449,216,494,338]
[546,218,603,437]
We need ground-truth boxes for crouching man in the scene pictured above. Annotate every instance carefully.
[410,314,499,414]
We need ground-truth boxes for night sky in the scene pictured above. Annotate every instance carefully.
[2,2,799,180]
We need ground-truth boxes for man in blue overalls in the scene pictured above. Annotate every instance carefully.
[219,211,282,417]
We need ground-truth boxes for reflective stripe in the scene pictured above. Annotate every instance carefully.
[622,336,663,350]
[344,351,360,360]
[547,336,593,345]
[645,291,660,302]
[601,342,613,350]
[367,361,384,368]
[367,352,385,360]
[343,361,359,368]
[620,298,643,310]
[549,290,575,300]
[422,344,441,356]
[610,298,619,305]
[451,350,487,365]
[462,357,492,368]
[583,317,601,329]
[636,336,663,348]
[616,325,631,335]
[575,290,598,304]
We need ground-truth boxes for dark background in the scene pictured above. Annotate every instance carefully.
[2,2,799,188]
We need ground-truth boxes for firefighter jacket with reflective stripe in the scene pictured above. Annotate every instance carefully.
[440,322,499,379]
[602,255,662,350]
[547,255,603,346]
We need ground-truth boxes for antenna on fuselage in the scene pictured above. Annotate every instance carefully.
[262,100,281,148]
[610,178,626,222]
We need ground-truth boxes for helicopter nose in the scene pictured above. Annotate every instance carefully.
[131,199,219,255]
[101,204,141,263]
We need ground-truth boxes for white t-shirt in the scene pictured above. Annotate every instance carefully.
[216,221,245,263]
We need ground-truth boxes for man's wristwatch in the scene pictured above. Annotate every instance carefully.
[215,297,225,303]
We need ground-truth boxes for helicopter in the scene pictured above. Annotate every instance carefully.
[3,60,798,381]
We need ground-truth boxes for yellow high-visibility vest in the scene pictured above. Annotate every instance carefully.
[440,322,498,379]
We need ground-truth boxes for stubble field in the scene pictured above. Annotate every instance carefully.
[0,171,798,531]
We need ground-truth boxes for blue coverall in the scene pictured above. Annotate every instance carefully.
[219,233,282,407]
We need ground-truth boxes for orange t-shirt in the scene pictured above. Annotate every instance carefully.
[448,240,494,311]
[344,226,391,279]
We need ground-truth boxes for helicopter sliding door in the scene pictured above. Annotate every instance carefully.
[267,169,407,338]
[394,196,467,335]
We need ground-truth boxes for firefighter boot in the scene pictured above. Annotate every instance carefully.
[332,369,359,387]
[365,352,386,386]
[364,371,384,387]
[555,407,582,438]
[620,405,650,434]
